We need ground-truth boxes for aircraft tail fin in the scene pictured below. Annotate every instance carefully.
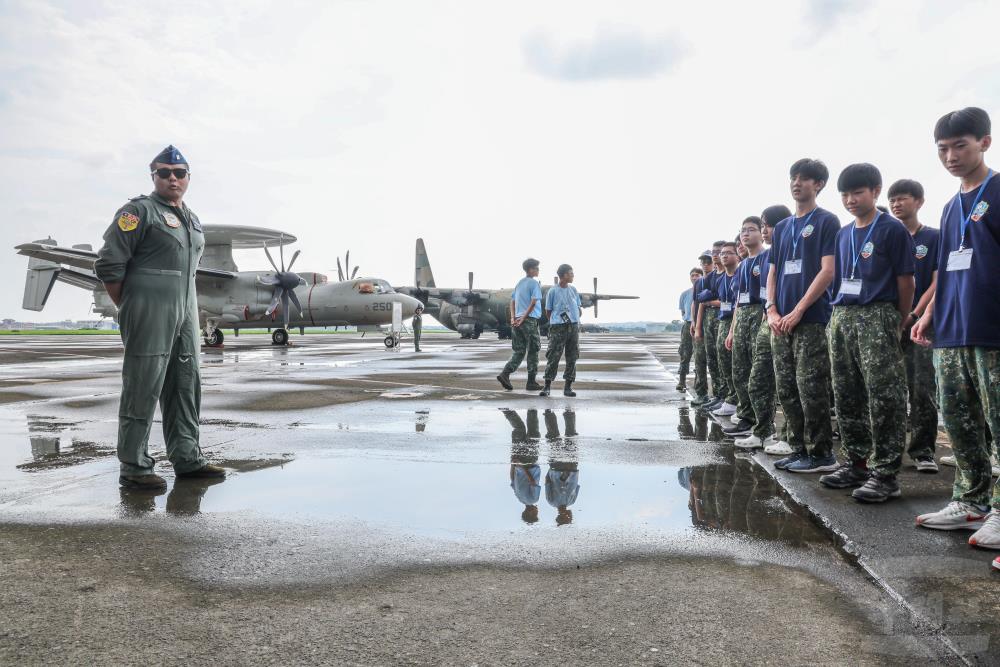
[415,238,436,288]
[22,237,60,311]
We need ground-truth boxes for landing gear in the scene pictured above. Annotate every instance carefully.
[203,328,224,347]
[384,334,400,349]
[272,328,289,346]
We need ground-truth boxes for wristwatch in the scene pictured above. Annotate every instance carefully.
[765,301,776,311]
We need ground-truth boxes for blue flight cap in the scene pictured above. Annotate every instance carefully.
[150,145,188,167]
[698,249,712,260]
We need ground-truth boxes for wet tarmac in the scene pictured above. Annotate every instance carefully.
[0,333,980,664]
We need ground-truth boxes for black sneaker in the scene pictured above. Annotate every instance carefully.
[852,475,901,503]
[722,418,753,436]
[702,397,723,412]
[915,456,939,474]
[820,462,869,489]
[774,452,806,470]
[676,383,687,392]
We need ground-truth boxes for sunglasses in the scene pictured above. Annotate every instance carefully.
[152,168,189,179]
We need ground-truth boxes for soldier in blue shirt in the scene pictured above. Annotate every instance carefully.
[690,251,716,405]
[913,108,1000,564]
[819,164,914,502]
[888,179,941,473]
[677,267,703,392]
[695,241,728,410]
[540,264,582,397]
[498,258,544,392]
[710,242,740,418]
[766,158,840,474]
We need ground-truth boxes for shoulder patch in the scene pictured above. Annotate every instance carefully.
[117,211,140,232]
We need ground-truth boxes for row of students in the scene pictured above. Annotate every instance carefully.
[681,106,1000,572]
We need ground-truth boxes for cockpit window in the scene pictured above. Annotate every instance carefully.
[354,280,395,294]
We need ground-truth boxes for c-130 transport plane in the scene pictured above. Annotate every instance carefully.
[397,239,638,339]
[16,225,420,346]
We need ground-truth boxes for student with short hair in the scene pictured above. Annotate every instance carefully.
[710,242,740,418]
[696,241,728,410]
[913,108,1000,567]
[540,264,582,397]
[887,178,941,473]
[724,217,766,437]
[737,206,793,451]
[498,258,544,391]
[690,252,716,405]
[677,267,704,392]
[819,164,914,502]
[766,158,840,474]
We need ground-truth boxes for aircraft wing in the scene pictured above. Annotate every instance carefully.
[16,242,237,280]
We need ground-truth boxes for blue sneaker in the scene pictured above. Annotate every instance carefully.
[786,454,840,474]
[774,452,806,470]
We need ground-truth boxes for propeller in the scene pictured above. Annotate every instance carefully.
[466,272,475,316]
[334,251,361,282]
[593,277,598,318]
[260,234,306,333]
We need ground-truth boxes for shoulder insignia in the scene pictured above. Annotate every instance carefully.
[117,211,140,232]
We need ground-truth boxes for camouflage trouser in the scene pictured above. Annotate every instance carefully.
[902,335,938,459]
[543,323,580,382]
[771,321,833,456]
[678,323,694,386]
[503,317,541,376]
[716,315,737,404]
[732,304,763,422]
[703,308,722,398]
[829,303,906,477]
[692,322,710,400]
[935,347,1000,508]
[748,316,778,439]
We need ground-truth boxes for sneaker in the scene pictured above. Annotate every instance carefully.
[729,413,741,425]
[119,473,168,490]
[993,556,1000,571]
[176,464,227,479]
[852,475,901,503]
[916,501,989,531]
[969,510,1000,549]
[764,440,793,456]
[786,454,839,474]
[820,462,869,489]
[774,452,806,470]
[735,434,773,450]
[722,418,753,437]
[676,383,687,392]
[940,455,956,467]
[711,402,737,417]
[702,397,723,411]
[690,395,710,406]
[915,456,939,473]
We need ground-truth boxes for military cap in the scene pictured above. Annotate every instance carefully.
[698,249,712,260]
[150,145,188,167]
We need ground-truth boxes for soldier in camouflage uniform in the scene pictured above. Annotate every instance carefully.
[711,242,740,415]
[914,109,1000,560]
[540,264,582,397]
[498,258,543,391]
[677,267,703,392]
[690,252,716,404]
[819,164,914,502]
[725,219,767,438]
[697,242,727,406]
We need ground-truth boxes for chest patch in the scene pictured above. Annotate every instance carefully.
[915,244,928,259]
[117,212,140,232]
[163,212,181,228]
[860,241,875,259]
[971,200,989,222]
[752,265,761,276]
[801,224,815,238]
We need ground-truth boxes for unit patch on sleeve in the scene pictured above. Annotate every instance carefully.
[117,211,140,232]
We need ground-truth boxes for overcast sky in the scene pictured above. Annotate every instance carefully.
[2,0,998,325]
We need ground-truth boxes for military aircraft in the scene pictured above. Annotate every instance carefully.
[16,225,420,347]
[398,239,638,339]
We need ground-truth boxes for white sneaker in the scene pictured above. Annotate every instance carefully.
[764,439,792,456]
[916,501,989,531]
[730,413,741,425]
[969,510,1000,549]
[735,434,762,449]
[940,455,956,467]
[712,402,737,417]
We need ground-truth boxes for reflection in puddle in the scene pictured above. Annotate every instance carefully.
[119,477,226,517]
[506,409,581,526]
[677,406,724,442]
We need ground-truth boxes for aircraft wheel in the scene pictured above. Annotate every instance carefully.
[384,335,395,348]
[204,329,224,347]
[272,328,289,346]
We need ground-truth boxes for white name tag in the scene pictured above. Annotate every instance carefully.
[784,259,802,275]
[839,278,862,296]
[721,303,733,312]
[759,286,768,300]
[738,292,750,304]
[946,248,973,272]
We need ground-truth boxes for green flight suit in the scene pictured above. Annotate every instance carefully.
[95,192,207,477]
[412,313,422,351]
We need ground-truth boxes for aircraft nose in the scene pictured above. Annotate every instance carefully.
[396,294,420,316]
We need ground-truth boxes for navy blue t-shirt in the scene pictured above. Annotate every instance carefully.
[735,251,766,306]
[758,248,771,295]
[717,271,737,320]
[933,173,1000,349]
[910,226,940,309]
[831,213,914,307]
[768,207,841,324]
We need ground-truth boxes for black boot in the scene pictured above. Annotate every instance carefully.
[563,381,576,397]
[496,371,513,391]
[539,381,551,397]
[525,374,543,391]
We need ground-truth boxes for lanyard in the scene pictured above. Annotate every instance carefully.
[720,272,734,300]
[740,253,761,292]
[787,208,817,259]
[956,169,993,249]
[848,212,881,279]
